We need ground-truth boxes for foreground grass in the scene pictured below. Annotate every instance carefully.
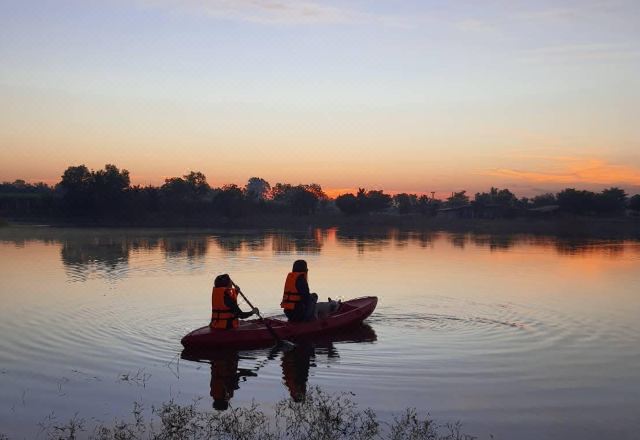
[5,387,479,440]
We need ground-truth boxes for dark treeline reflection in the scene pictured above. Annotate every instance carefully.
[180,324,377,410]
[1,228,639,281]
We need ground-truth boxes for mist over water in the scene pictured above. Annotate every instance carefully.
[0,226,639,439]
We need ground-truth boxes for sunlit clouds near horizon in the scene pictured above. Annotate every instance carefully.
[1,0,639,196]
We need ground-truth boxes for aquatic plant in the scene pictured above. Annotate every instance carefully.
[25,387,478,440]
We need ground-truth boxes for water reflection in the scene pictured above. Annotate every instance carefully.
[160,237,209,259]
[1,228,639,283]
[181,324,377,410]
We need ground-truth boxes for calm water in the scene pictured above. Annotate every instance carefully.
[0,226,639,439]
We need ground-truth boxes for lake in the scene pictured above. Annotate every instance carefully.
[0,226,639,439]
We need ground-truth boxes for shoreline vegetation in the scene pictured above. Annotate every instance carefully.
[1,387,478,440]
[1,163,639,237]
[3,215,640,239]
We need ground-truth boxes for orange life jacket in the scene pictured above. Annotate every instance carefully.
[281,271,307,310]
[211,286,239,329]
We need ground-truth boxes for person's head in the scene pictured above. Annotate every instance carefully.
[214,274,232,288]
[292,260,308,272]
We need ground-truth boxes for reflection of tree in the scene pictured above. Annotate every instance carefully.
[336,230,393,254]
[245,235,267,251]
[394,229,410,248]
[215,235,246,253]
[414,231,437,248]
[554,239,625,257]
[448,233,466,249]
[61,238,130,282]
[160,237,209,259]
[471,235,515,251]
[270,231,323,255]
[272,234,295,254]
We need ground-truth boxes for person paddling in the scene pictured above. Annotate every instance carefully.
[211,274,258,329]
[281,260,318,322]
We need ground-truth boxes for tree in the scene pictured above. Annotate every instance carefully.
[446,191,469,208]
[288,186,319,215]
[595,187,627,214]
[629,194,640,211]
[556,188,597,214]
[161,177,189,197]
[393,193,417,214]
[93,164,130,211]
[245,177,271,201]
[59,165,94,212]
[183,171,210,196]
[212,184,245,217]
[303,183,328,201]
[363,190,392,212]
[531,193,557,207]
[416,195,440,216]
[474,187,517,207]
[270,183,293,202]
[335,193,359,215]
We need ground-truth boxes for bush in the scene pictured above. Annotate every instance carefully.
[28,387,478,440]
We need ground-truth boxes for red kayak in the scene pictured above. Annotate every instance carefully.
[181,296,378,349]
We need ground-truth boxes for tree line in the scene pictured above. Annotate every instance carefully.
[1,163,639,223]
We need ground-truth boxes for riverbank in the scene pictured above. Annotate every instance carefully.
[4,214,640,238]
[5,387,477,440]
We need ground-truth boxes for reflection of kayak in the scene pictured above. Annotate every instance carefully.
[181,296,378,349]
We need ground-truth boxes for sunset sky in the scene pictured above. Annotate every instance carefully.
[1,0,639,197]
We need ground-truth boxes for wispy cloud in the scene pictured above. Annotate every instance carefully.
[520,43,640,64]
[485,158,640,187]
[140,0,405,26]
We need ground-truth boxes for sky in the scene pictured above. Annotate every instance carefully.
[1,0,639,197]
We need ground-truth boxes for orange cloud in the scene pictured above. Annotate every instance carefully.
[486,158,640,186]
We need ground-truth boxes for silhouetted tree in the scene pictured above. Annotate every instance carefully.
[416,195,441,216]
[446,191,469,208]
[303,183,328,201]
[362,190,392,212]
[288,186,319,215]
[245,177,271,201]
[557,188,597,215]
[92,164,130,214]
[335,193,359,215]
[594,187,627,215]
[393,193,418,214]
[474,187,517,207]
[59,165,94,212]
[532,193,557,207]
[212,184,245,218]
[184,171,211,196]
[268,183,324,215]
[8,162,640,224]
[270,183,293,202]
[335,189,391,215]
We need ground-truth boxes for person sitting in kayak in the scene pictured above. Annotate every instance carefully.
[211,274,258,330]
[281,260,318,322]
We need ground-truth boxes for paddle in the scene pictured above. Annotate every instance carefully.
[233,283,295,351]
